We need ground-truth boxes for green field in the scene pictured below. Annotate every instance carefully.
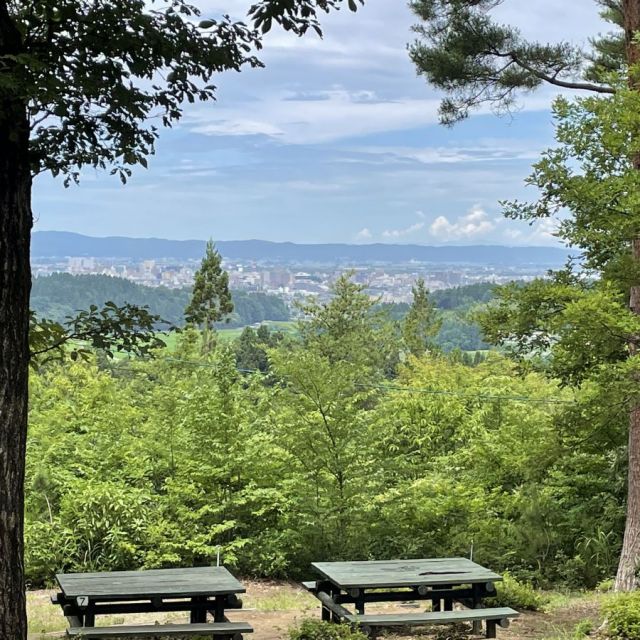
[159,320,298,350]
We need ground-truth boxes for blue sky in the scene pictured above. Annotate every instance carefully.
[33,0,607,246]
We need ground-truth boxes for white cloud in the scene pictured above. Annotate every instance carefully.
[503,229,523,240]
[382,221,425,239]
[529,218,560,243]
[355,227,372,241]
[429,205,495,240]
[188,89,445,144]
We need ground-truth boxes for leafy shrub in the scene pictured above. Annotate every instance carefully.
[289,619,368,640]
[597,578,615,593]
[485,573,545,611]
[602,592,640,640]
[573,620,594,638]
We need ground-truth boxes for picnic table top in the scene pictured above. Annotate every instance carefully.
[311,557,502,589]
[55,566,245,600]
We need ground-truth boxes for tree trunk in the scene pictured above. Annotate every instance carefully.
[615,0,640,592]
[0,4,32,638]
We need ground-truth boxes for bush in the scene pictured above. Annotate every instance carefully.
[573,620,594,638]
[602,592,640,640]
[289,619,368,640]
[485,573,545,611]
[597,578,615,593]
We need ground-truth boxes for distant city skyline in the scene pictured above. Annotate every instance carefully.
[32,1,604,247]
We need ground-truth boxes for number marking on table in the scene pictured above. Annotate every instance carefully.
[76,596,89,608]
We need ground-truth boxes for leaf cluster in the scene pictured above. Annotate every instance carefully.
[409,0,618,124]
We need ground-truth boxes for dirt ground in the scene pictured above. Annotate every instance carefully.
[26,580,602,640]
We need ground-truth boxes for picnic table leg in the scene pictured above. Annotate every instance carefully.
[330,586,341,623]
[471,583,483,634]
[213,596,226,623]
[190,595,209,623]
[442,584,453,611]
[84,608,95,627]
[486,620,497,639]
[62,604,83,628]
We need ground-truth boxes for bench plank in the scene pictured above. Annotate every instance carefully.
[67,622,253,638]
[344,607,519,627]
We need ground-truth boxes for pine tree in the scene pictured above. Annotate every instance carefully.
[402,278,442,357]
[185,240,233,353]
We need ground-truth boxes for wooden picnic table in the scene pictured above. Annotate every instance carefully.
[304,558,518,638]
[53,566,253,639]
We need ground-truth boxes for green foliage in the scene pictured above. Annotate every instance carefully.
[235,325,285,373]
[29,303,166,367]
[23,279,626,588]
[402,277,441,356]
[185,240,234,352]
[409,0,617,124]
[485,573,546,611]
[298,272,401,376]
[573,619,594,638]
[597,578,616,592]
[289,619,367,640]
[602,592,640,640]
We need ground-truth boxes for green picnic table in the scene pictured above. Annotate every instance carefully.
[52,566,253,639]
[303,558,519,638]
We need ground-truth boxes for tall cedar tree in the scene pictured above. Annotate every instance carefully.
[0,1,362,637]
[409,0,640,589]
[402,277,441,357]
[185,240,233,352]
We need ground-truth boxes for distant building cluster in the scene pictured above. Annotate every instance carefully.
[32,255,543,305]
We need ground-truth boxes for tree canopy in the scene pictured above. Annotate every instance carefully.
[409,0,621,124]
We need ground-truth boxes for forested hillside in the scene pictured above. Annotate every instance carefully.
[31,273,289,328]
[25,276,623,590]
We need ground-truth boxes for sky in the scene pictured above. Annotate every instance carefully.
[33,0,609,246]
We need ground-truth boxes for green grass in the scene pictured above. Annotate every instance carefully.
[158,321,298,350]
[243,586,316,612]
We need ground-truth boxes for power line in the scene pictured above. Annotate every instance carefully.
[105,357,572,406]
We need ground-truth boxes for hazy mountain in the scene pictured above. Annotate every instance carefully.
[32,231,570,265]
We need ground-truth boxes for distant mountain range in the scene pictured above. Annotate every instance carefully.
[32,231,570,266]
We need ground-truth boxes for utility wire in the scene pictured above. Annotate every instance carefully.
[105,357,573,406]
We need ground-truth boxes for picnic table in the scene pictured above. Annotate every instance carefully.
[303,558,519,638]
[52,566,253,639]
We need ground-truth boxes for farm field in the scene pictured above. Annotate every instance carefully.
[27,580,603,640]
[158,321,298,349]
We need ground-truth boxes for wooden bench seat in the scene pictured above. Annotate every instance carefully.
[66,621,253,638]
[301,581,317,593]
[344,607,518,638]
[344,607,518,626]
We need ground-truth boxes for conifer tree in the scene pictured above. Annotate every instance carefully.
[402,278,441,357]
[185,240,233,352]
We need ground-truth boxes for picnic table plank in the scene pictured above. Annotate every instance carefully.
[56,567,244,600]
[66,621,253,638]
[343,608,519,626]
[311,558,501,589]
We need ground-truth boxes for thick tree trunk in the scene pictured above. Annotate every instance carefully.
[615,0,640,592]
[0,4,32,639]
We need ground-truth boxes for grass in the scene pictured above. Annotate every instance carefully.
[158,321,298,350]
[243,583,316,612]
